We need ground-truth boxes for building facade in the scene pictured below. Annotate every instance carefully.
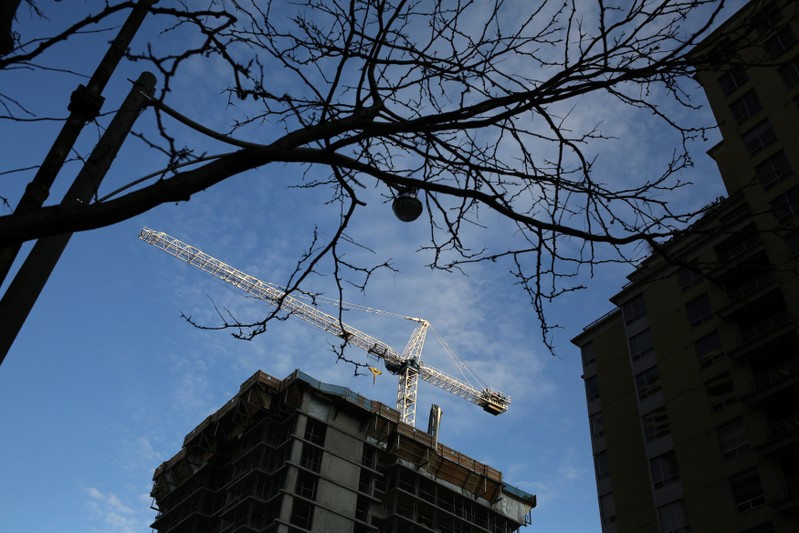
[572,1,799,532]
[150,369,535,533]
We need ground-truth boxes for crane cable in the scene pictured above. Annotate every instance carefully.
[429,325,486,390]
[203,270,484,389]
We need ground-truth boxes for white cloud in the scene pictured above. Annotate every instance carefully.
[85,487,151,533]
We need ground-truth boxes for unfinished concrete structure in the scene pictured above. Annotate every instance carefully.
[150,369,535,532]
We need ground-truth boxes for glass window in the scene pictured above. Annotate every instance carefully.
[686,293,713,327]
[658,499,689,533]
[590,412,605,438]
[635,365,662,401]
[767,26,797,58]
[585,375,600,401]
[595,450,610,481]
[677,263,703,290]
[300,443,323,472]
[706,372,737,411]
[622,294,646,324]
[695,330,723,366]
[295,471,318,500]
[730,469,765,513]
[629,329,654,361]
[304,417,327,445]
[650,450,680,489]
[756,150,793,189]
[730,90,762,123]
[362,445,378,470]
[290,498,315,529]
[743,120,777,155]
[355,494,371,523]
[717,417,750,460]
[599,493,616,526]
[718,67,749,95]
[771,185,799,220]
[642,406,670,442]
[778,55,799,87]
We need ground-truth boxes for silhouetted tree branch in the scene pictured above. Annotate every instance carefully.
[0,0,782,352]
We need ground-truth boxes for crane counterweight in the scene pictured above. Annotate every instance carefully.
[138,227,511,426]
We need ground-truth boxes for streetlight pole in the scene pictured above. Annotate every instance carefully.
[0,72,157,366]
[0,0,158,285]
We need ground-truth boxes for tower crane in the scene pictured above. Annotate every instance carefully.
[139,228,510,427]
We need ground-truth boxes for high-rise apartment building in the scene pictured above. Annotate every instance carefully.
[572,1,799,532]
[150,369,535,533]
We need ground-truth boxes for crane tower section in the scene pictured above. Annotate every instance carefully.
[139,227,510,426]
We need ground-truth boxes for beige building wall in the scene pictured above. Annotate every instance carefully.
[574,1,799,531]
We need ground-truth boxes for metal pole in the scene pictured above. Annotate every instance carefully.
[0,72,156,366]
[0,0,157,285]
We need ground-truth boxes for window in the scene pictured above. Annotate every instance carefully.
[356,494,371,522]
[622,294,646,324]
[695,330,723,366]
[718,67,749,95]
[304,417,327,446]
[599,493,616,526]
[629,329,654,361]
[677,263,703,290]
[635,365,662,401]
[730,469,765,513]
[717,417,750,460]
[595,450,610,481]
[590,412,605,438]
[767,26,797,58]
[741,523,775,533]
[650,450,680,489]
[585,375,600,402]
[300,443,323,472]
[362,445,379,470]
[686,293,713,327]
[581,342,595,367]
[787,229,799,257]
[642,406,670,442]
[730,90,762,123]
[743,120,777,155]
[756,150,793,189]
[358,469,374,494]
[295,471,318,500]
[706,372,737,411]
[658,499,689,533]
[771,185,799,220]
[290,498,315,529]
[778,55,799,87]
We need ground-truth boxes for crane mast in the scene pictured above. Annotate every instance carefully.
[139,227,510,426]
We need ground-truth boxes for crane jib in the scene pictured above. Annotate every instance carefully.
[138,227,511,425]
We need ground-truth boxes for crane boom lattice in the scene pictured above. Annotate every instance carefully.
[139,228,510,426]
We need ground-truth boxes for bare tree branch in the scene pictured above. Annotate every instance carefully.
[1,0,781,353]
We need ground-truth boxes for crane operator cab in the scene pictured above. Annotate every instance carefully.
[480,389,511,415]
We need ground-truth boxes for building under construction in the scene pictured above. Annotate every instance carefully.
[150,369,536,533]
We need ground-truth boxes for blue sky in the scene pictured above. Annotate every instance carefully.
[0,2,747,532]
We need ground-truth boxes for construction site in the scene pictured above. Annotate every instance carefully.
[150,369,536,532]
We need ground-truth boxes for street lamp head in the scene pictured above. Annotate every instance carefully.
[392,188,423,222]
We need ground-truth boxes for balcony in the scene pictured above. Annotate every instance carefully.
[758,414,799,456]
[744,357,799,405]
[716,272,776,318]
[729,311,794,359]
[716,233,762,265]
[774,474,799,513]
